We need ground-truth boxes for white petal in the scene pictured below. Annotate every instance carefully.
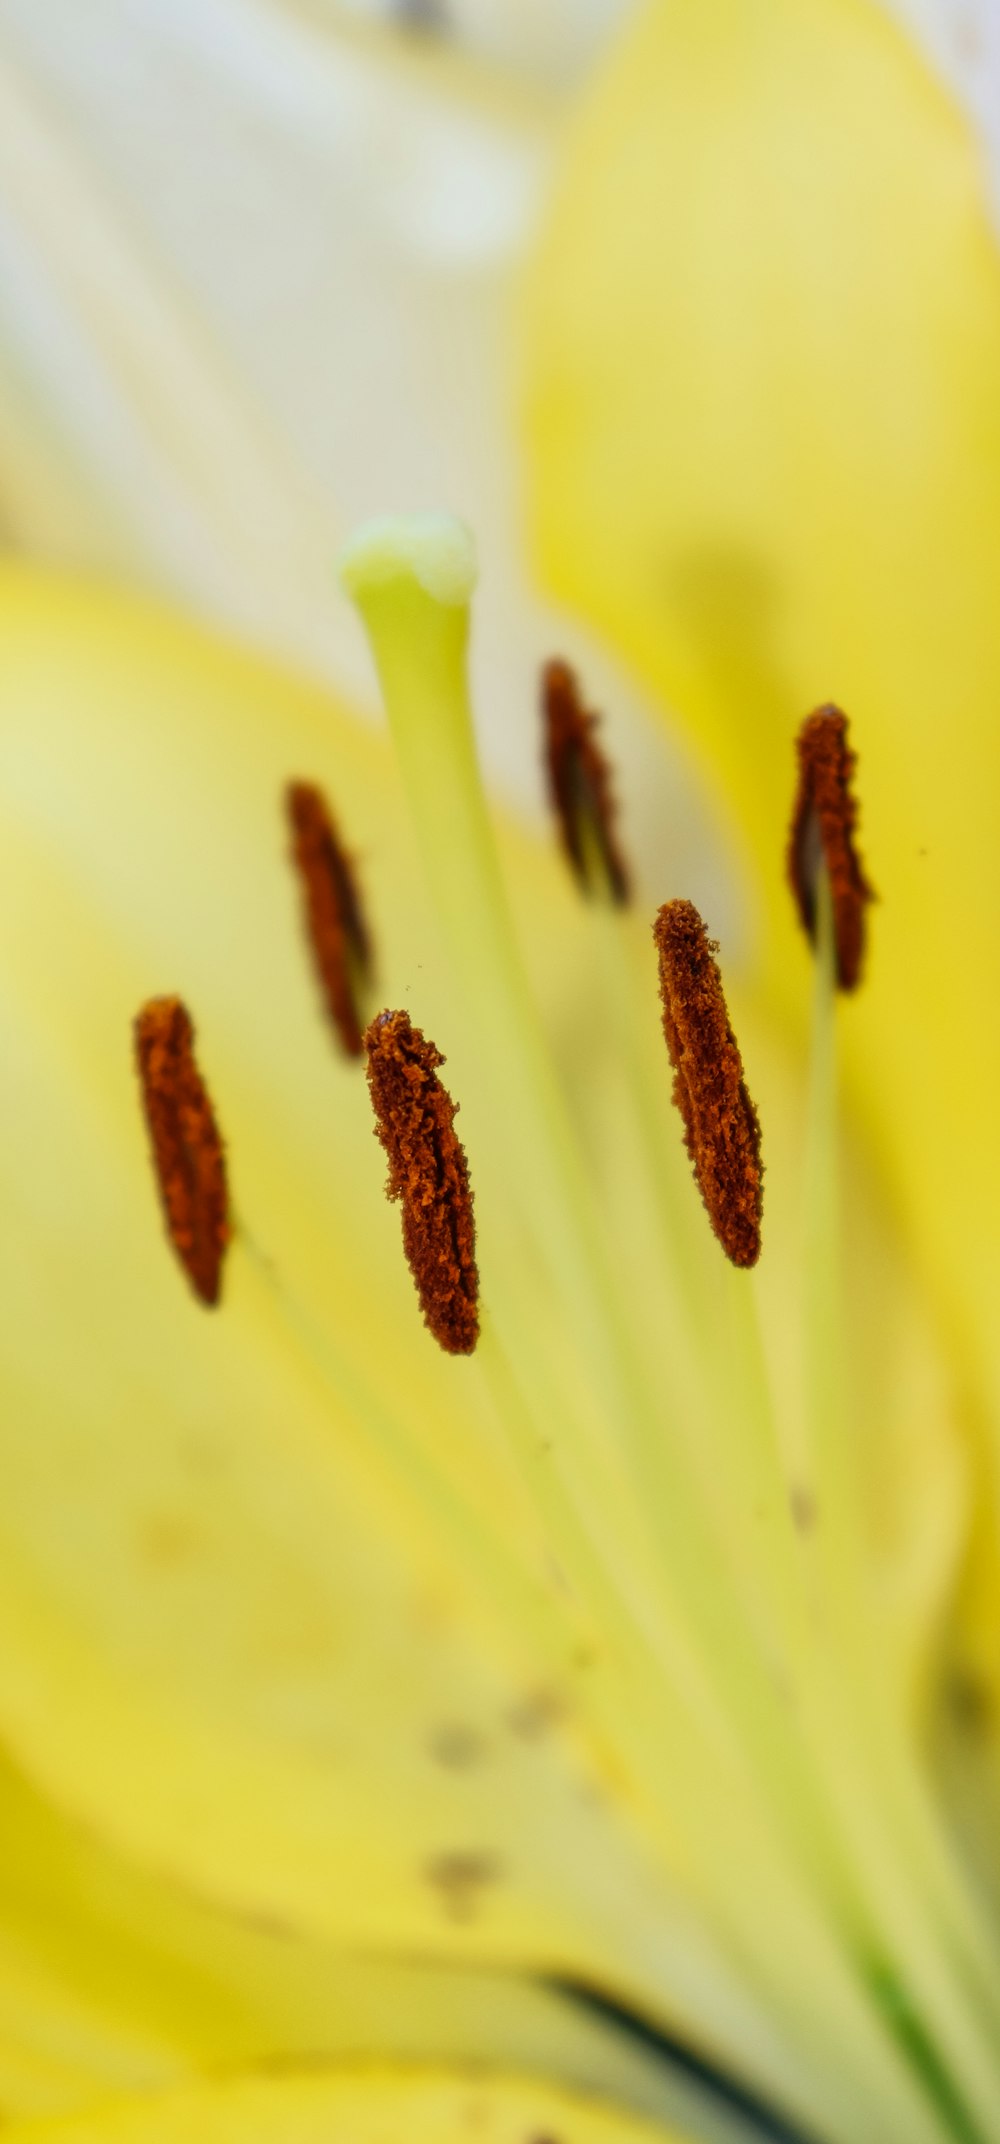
[881,0,1000,218]
[0,0,727,888]
[332,0,635,89]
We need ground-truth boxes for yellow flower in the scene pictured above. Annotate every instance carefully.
[1,3,999,2142]
[0,488,985,2142]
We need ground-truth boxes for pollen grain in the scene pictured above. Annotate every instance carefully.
[134,996,230,1306]
[364,1008,479,1355]
[654,901,763,1269]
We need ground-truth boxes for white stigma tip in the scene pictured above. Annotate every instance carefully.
[338,513,478,609]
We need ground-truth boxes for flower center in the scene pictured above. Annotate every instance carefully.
[129,512,1000,2144]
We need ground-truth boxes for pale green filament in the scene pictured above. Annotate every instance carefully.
[235,1233,580,1684]
[588,901,805,1666]
[802,867,848,1565]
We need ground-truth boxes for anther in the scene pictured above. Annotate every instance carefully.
[654,902,763,1269]
[286,780,373,1056]
[787,706,874,991]
[133,997,230,1306]
[364,1009,479,1355]
[542,659,630,905]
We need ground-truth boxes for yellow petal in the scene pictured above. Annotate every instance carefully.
[524,0,1000,1678]
[2,2065,693,2144]
[0,1745,728,2135]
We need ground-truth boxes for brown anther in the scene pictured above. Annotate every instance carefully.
[134,997,230,1305]
[364,1009,478,1355]
[654,902,763,1269]
[286,780,373,1056]
[787,706,874,990]
[542,659,630,905]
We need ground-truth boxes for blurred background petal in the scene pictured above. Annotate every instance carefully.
[0,0,759,909]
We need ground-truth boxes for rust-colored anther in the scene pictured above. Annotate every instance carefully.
[286,780,373,1056]
[542,659,630,905]
[654,902,763,1269]
[134,997,230,1306]
[364,1009,479,1355]
[787,706,874,991]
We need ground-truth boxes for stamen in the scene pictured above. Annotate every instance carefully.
[133,997,230,1306]
[286,780,372,1056]
[541,659,630,904]
[364,1008,479,1355]
[787,706,874,991]
[653,902,763,1269]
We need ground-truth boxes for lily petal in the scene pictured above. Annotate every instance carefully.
[0,1743,755,2140]
[332,0,632,89]
[0,2065,700,2144]
[0,3,545,697]
[0,1,724,845]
